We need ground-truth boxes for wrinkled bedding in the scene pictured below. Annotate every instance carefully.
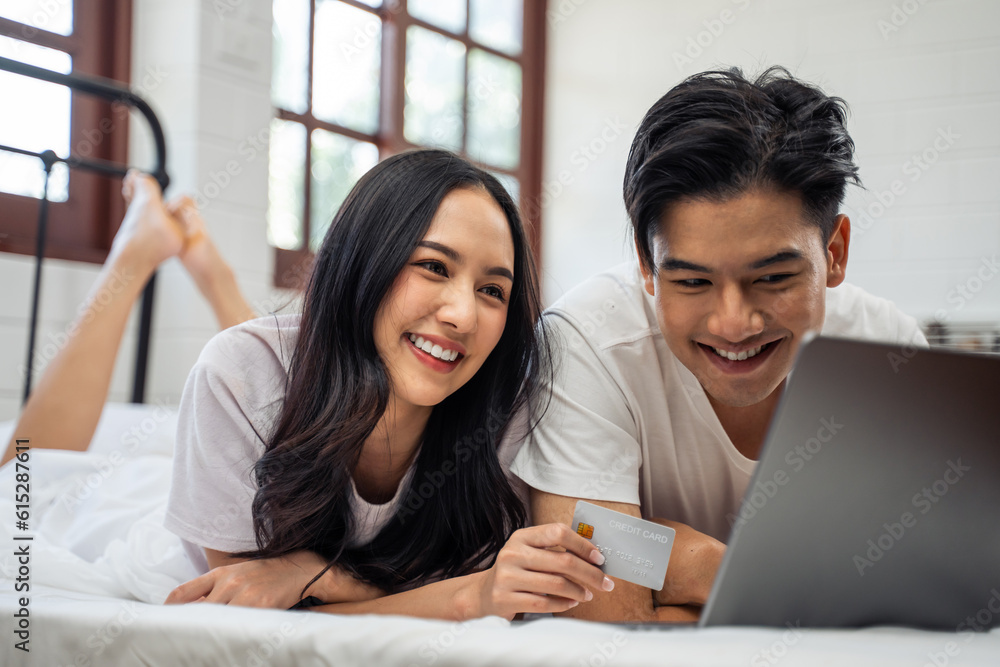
[2,403,997,666]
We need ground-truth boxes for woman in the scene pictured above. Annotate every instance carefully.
[159,149,613,619]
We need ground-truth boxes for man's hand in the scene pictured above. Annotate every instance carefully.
[165,549,384,608]
[649,518,725,607]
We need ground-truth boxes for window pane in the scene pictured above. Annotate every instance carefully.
[272,0,310,113]
[404,26,465,150]
[408,0,466,35]
[267,119,307,250]
[313,1,381,134]
[0,0,73,36]
[470,0,522,55]
[0,36,71,201]
[309,129,379,250]
[466,49,521,170]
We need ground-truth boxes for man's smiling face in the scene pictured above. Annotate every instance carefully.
[640,188,849,409]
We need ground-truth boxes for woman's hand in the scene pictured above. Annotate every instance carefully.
[165,550,384,608]
[649,519,725,607]
[471,523,614,620]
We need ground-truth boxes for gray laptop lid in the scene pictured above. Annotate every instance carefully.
[700,336,1000,629]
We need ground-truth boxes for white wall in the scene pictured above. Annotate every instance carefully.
[541,0,1000,332]
[3,0,997,421]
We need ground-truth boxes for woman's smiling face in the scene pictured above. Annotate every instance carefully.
[373,186,515,412]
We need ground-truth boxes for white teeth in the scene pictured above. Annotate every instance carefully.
[407,334,459,362]
[713,344,765,361]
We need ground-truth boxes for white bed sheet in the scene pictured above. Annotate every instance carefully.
[3,586,1000,666]
[2,403,998,666]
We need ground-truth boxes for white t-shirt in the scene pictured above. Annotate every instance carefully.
[510,263,928,542]
[164,314,413,573]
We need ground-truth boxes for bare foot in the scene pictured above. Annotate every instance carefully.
[166,196,257,328]
[112,170,185,272]
[165,195,227,288]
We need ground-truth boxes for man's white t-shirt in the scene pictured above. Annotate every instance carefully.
[510,263,927,542]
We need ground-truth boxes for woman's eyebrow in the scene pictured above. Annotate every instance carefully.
[417,240,514,281]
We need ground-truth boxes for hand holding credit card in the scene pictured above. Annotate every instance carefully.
[572,501,675,590]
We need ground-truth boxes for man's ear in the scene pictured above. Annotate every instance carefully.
[635,236,656,297]
[826,214,850,288]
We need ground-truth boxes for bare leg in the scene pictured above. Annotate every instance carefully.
[1,175,256,465]
[1,172,182,465]
[167,196,256,330]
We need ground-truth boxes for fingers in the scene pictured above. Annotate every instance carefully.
[509,571,592,604]
[164,572,218,605]
[515,523,605,566]
[501,591,583,615]
[505,525,613,595]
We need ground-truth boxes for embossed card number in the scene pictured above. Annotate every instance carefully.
[571,501,676,591]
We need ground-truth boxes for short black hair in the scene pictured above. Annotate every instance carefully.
[623,66,861,271]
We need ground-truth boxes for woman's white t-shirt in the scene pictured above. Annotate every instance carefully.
[163,314,412,573]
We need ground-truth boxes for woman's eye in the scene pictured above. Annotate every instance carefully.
[481,285,507,302]
[417,261,447,276]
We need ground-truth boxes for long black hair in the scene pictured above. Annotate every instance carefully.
[624,66,861,272]
[239,149,548,593]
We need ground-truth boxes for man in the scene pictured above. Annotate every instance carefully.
[510,67,927,622]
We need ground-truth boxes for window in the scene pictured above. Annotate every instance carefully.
[268,0,545,287]
[0,0,133,264]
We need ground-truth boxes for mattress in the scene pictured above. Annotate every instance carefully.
[2,403,997,665]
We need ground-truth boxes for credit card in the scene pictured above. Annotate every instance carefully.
[572,501,675,591]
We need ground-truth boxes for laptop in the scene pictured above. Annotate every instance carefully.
[698,335,1000,630]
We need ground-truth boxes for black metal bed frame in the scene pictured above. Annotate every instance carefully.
[0,54,170,405]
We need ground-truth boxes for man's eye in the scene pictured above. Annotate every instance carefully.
[757,273,793,284]
[417,261,447,276]
[673,278,710,288]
